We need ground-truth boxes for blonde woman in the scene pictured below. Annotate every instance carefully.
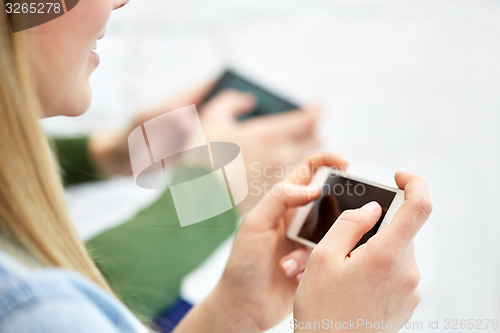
[0,0,432,332]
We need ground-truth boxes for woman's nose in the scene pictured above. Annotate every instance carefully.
[113,0,129,10]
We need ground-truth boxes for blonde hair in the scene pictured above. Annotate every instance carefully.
[0,11,112,293]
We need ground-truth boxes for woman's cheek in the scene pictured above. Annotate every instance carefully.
[25,0,113,116]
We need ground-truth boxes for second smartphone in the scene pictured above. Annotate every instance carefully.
[201,69,300,121]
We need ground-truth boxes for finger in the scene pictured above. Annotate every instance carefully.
[286,152,349,185]
[175,79,217,106]
[292,135,322,154]
[318,201,382,259]
[406,240,415,259]
[269,136,323,168]
[140,80,216,121]
[248,104,321,139]
[202,89,256,119]
[411,289,422,311]
[374,171,433,250]
[289,103,322,141]
[279,247,312,277]
[246,182,321,230]
[248,103,320,135]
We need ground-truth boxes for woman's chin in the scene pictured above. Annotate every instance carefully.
[63,82,93,117]
[40,87,92,118]
[67,97,92,117]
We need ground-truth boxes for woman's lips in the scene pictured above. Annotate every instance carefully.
[89,50,100,67]
[89,39,100,67]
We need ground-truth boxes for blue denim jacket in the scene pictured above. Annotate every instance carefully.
[0,251,149,333]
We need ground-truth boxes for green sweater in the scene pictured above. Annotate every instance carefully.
[52,137,238,319]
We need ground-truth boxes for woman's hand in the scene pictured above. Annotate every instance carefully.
[294,171,432,332]
[174,153,348,332]
[176,154,431,333]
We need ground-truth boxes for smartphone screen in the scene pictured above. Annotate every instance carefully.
[298,173,398,250]
[201,70,299,121]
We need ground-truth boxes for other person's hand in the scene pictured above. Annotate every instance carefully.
[88,81,215,177]
[198,89,321,213]
[89,83,321,215]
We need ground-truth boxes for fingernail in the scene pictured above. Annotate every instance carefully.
[362,201,380,212]
[281,259,298,277]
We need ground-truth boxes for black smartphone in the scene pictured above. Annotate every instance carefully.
[201,69,300,121]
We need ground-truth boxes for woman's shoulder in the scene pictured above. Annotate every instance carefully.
[0,251,147,333]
